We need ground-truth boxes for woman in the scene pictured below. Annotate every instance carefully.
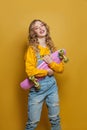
[25,19,64,130]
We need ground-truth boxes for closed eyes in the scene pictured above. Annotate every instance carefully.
[33,24,45,30]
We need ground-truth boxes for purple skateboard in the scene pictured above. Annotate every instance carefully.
[20,49,66,90]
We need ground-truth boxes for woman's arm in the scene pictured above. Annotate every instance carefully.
[25,47,48,77]
[43,55,64,73]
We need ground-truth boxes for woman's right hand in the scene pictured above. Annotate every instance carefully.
[47,69,54,76]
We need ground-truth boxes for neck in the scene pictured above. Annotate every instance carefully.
[38,37,46,47]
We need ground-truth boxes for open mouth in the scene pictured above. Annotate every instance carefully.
[40,30,45,34]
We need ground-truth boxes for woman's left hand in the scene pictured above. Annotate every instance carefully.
[43,55,53,64]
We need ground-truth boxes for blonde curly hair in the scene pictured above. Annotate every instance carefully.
[27,19,56,53]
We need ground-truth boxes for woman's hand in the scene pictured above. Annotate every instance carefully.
[43,55,54,76]
[47,68,54,76]
[43,55,53,64]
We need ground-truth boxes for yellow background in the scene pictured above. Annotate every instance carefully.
[0,0,87,130]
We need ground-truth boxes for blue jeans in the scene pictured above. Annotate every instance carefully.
[25,76,61,130]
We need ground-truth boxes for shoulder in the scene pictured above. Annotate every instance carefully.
[24,46,35,60]
[26,46,35,54]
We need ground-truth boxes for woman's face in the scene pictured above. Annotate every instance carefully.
[32,21,47,38]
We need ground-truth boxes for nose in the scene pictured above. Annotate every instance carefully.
[39,26,42,30]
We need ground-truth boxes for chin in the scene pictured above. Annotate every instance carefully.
[39,33,47,37]
[41,34,46,37]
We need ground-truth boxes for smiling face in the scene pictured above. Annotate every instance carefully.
[28,19,56,52]
[32,21,47,38]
